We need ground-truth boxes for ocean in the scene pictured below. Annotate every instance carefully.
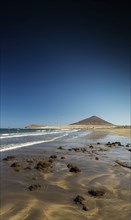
[0,128,90,152]
[0,128,131,153]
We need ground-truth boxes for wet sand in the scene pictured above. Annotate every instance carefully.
[85,128,131,139]
[0,130,131,220]
[107,127,131,138]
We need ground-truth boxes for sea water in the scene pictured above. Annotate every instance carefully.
[0,128,90,152]
[0,128,130,153]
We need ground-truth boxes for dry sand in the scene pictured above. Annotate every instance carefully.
[27,125,131,138]
[108,128,131,138]
[0,129,131,220]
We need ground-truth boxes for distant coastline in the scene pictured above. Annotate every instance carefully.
[25,116,130,130]
[24,125,131,138]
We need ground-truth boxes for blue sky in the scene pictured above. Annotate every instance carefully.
[1,0,130,127]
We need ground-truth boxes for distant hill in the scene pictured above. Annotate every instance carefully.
[70,116,114,126]
[25,124,46,129]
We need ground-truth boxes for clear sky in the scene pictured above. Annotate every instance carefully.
[1,0,130,127]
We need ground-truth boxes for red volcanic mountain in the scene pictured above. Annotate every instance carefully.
[71,116,114,126]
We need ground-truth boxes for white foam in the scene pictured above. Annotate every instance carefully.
[0,134,68,152]
[71,130,92,139]
[0,129,79,139]
[0,130,64,139]
[1,134,9,136]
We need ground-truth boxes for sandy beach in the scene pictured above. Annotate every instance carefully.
[26,124,131,138]
[0,128,131,220]
[106,127,131,138]
[1,0,130,218]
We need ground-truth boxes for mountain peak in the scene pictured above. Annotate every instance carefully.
[89,115,100,119]
[71,115,114,126]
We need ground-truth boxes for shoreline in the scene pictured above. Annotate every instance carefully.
[0,130,131,220]
[25,125,131,138]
